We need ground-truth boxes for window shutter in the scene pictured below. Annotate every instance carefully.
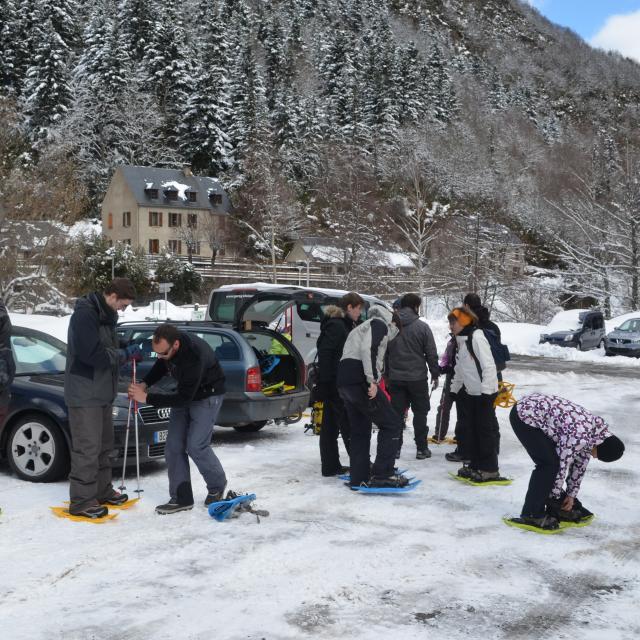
[159,212,163,226]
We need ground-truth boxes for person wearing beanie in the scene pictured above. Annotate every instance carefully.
[508,392,625,532]
[448,307,500,482]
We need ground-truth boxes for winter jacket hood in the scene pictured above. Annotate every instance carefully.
[468,304,501,339]
[387,308,439,382]
[321,305,344,321]
[337,307,397,386]
[64,292,121,407]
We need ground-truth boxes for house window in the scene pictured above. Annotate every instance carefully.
[122,211,131,227]
[168,212,182,227]
[187,191,197,203]
[123,239,131,246]
[148,239,160,254]
[107,212,113,230]
[168,240,182,254]
[149,211,163,227]
[164,189,178,201]
[187,214,198,228]
[193,242,201,255]
[209,193,222,206]
[145,188,159,199]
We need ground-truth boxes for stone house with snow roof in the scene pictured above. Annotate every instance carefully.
[101,164,233,259]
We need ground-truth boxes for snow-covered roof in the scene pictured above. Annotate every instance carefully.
[114,165,231,213]
[300,241,414,269]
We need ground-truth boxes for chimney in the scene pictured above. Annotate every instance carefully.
[182,163,193,177]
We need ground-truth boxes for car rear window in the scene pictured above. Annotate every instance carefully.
[209,291,258,322]
[122,329,241,362]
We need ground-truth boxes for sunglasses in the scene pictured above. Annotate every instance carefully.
[155,343,176,357]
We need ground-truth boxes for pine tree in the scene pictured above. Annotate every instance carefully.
[228,40,269,173]
[117,0,157,63]
[423,41,459,124]
[179,7,232,175]
[0,1,21,92]
[141,0,193,143]
[23,14,72,144]
[395,41,424,124]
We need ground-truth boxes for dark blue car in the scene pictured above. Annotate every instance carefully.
[0,325,170,482]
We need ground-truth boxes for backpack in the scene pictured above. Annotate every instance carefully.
[466,327,510,379]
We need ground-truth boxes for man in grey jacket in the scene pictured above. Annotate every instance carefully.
[65,278,136,519]
[387,293,439,460]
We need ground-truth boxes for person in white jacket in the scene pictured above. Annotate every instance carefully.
[448,307,500,482]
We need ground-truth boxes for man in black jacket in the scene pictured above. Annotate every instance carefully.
[128,323,227,515]
[65,278,137,519]
[316,292,364,476]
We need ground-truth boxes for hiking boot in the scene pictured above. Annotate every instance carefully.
[445,450,468,463]
[102,491,129,506]
[416,446,432,460]
[204,486,239,506]
[155,499,194,515]
[470,469,501,483]
[322,465,350,477]
[514,515,560,531]
[368,474,410,488]
[457,465,475,479]
[70,504,109,519]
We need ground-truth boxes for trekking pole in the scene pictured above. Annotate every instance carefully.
[133,358,143,496]
[118,396,133,491]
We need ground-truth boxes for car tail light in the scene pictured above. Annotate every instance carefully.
[246,366,262,392]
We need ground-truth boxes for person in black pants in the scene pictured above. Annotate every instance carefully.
[316,292,364,476]
[508,393,625,532]
[386,293,439,460]
[447,307,500,482]
[337,306,407,488]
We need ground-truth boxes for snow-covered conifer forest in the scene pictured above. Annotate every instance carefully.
[1,0,640,316]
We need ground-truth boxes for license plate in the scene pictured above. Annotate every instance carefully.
[154,430,168,444]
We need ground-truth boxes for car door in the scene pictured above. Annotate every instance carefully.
[581,316,595,349]
[189,329,244,392]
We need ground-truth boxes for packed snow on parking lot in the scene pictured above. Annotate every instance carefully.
[1,315,639,639]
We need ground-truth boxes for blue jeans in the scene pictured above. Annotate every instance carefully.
[165,395,226,505]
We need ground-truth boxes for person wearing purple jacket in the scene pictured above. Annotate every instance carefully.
[508,392,625,532]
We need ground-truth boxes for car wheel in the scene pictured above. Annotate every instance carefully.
[233,421,268,433]
[604,349,613,357]
[7,414,70,482]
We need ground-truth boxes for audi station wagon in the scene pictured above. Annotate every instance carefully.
[0,325,170,483]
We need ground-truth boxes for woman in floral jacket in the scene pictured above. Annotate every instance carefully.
[509,392,625,532]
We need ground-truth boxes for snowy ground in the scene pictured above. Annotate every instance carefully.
[1,365,638,639]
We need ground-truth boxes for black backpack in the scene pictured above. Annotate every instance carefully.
[466,327,510,379]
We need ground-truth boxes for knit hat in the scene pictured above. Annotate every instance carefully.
[596,435,625,462]
[448,308,474,327]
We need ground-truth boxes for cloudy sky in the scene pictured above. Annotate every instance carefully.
[527,0,640,62]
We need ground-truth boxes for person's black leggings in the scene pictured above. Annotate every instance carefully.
[510,405,560,518]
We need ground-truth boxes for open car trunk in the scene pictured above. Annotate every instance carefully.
[243,329,305,396]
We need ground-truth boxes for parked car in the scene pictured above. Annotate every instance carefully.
[117,305,309,433]
[604,317,640,357]
[207,283,390,362]
[0,325,170,483]
[539,309,605,350]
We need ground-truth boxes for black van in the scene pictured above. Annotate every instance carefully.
[539,310,605,350]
